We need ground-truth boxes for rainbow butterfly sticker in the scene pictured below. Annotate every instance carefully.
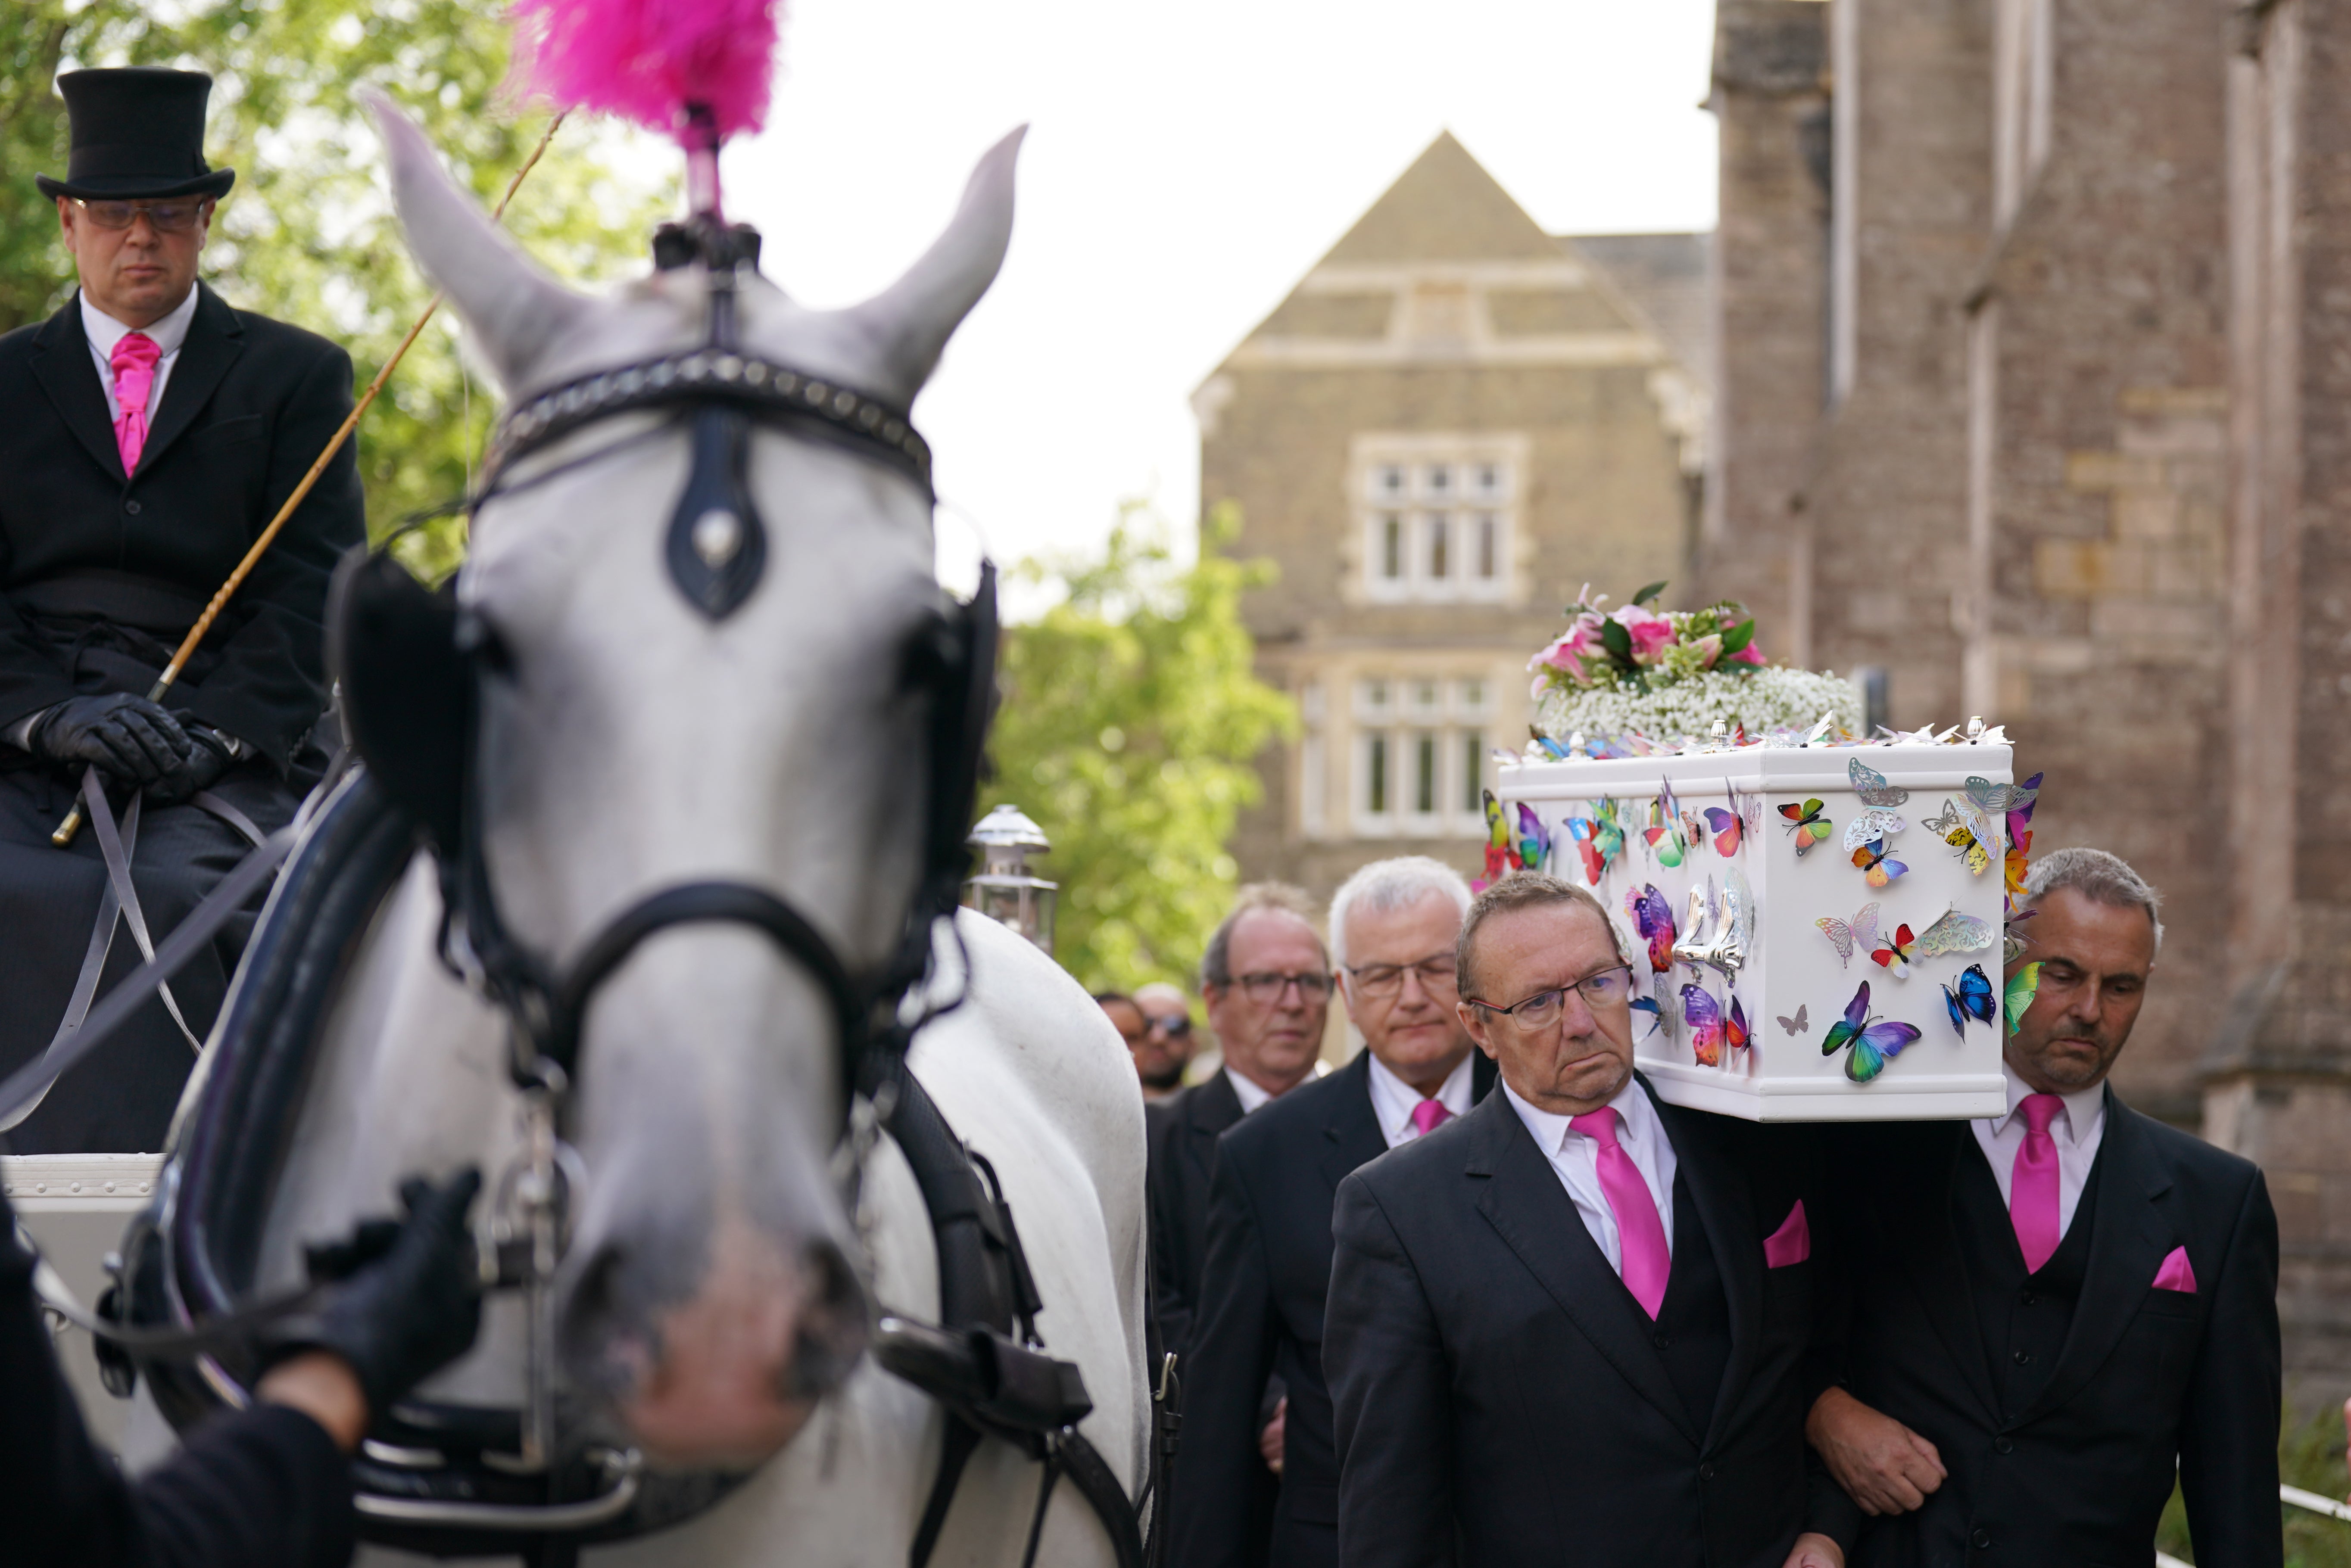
[1646,781,1687,868]
[1515,803,1552,874]
[1870,923,1918,980]
[1821,980,1924,1083]
[2004,772,2045,849]
[1566,796,1627,885]
[1941,964,1996,1038]
[1702,803,1744,857]
[1684,985,1725,1066]
[1626,884,1678,975]
[1481,789,1522,886]
[2005,962,2043,1036]
[1851,838,1908,890]
[1779,798,1832,856]
[1726,995,1751,1055]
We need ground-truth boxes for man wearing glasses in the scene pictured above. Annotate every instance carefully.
[1169,857,1497,1568]
[0,68,363,1152]
[1324,871,1846,1568]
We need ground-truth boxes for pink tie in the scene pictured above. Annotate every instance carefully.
[1409,1098,1452,1137]
[110,330,161,473]
[2010,1093,2064,1273]
[1571,1108,1671,1319]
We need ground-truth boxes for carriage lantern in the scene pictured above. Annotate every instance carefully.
[964,805,1057,955]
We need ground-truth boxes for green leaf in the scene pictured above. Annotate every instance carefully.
[1720,618,1756,656]
[1632,580,1670,608]
[1600,618,1635,664]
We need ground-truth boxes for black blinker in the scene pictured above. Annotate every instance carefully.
[325,548,471,852]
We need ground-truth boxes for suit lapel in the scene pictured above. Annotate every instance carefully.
[1653,1087,1762,1451]
[1182,1070,1243,1195]
[1467,1091,1702,1448]
[1893,1124,2002,1422]
[2017,1089,2173,1423]
[1317,1052,1387,1193]
[137,283,244,476]
[28,297,126,484]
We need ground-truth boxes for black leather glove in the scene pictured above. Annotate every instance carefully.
[145,725,236,804]
[28,693,192,787]
[263,1167,485,1419]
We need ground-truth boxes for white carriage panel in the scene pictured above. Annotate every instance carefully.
[1497,745,2013,1122]
[3,1154,167,1453]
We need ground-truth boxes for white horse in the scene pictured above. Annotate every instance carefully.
[238,101,1147,1565]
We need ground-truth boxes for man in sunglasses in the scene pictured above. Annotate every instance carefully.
[1131,981,1199,1100]
[0,68,364,1152]
[1323,871,1847,1568]
[1169,857,1497,1568]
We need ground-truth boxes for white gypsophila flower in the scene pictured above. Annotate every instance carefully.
[1536,666,1863,746]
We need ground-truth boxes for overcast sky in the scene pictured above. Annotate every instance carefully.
[719,0,1721,587]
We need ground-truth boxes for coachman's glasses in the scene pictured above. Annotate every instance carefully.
[1344,953,1459,998]
[73,199,207,233]
[1465,964,1634,1030]
[1233,971,1333,1005]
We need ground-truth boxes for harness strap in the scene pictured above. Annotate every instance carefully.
[908,1415,985,1568]
[0,786,130,1132]
[193,788,268,849]
[79,769,203,1052]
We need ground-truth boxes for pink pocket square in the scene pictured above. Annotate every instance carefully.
[2152,1245,2197,1294]
[1764,1200,1811,1268]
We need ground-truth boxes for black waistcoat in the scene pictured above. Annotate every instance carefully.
[1953,1137,2105,1418]
[1651,1167,1734,1433]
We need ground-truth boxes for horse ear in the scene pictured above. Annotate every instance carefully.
[364,89,591,395]
[843,125,1025,405]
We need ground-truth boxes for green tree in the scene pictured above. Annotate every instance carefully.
[0,0,668,580]
[983,502,1297,996]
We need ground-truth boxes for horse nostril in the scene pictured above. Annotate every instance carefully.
[783,1239,871,1399]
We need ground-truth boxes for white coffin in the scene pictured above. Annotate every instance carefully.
[3,1154,166,1453]
[1496,744,2014,1121]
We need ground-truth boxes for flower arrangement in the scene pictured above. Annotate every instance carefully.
[1527,582,1861,744]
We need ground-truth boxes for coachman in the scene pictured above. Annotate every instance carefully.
[0,68,364,1152]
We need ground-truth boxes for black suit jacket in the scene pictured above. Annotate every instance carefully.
[1169,1048,1497,1568]
[0,284,363,766]
[1325,1076,1837,1568]
[1817,1090,2282,1567]
[1146,1068,1246,1360]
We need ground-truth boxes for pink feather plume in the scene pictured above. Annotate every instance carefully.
[508,0,782,141]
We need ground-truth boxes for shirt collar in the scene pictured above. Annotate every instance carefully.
[81,284,199,361]
[1992,1059,2106,1145]
[1366,1049,1475,1141]
[1223,1065,1275,1115]
[1502,1071,1655,1158]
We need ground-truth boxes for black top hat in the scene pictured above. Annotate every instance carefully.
[35,68,236,203]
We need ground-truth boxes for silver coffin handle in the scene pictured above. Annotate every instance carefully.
[355,1447,643,1531]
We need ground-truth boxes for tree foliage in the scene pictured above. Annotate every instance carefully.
[0,0,668,580]
[982,503,1296,996]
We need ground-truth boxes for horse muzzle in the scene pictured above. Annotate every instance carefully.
[558,1210,871,1468]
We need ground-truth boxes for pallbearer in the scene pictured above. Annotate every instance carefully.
[0,68,364,1152]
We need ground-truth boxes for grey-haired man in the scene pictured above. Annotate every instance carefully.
[1808,848,2282,1566]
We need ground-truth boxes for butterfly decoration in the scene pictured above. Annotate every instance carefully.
[1726,995,1751,1055]
[2001,904,2038,965]
[1646,781,1687,868]
[1964,774,2037,820]
[2004,771,2045,848]
[2003,840,2032,903]
[1481,789,1523,886]
[1566,796,1627,885]
[2005,962,2043,1036]
[1530,732,1571,762]
[1630,989,1667,1039]
[1777,1004,1809,1037]
[1842,808,1908,852]
[1702,803,1744,857]
[1684,985,1725,1066]
[1941,964,1996,1039]
[1821,980,1924,1083]
[1850,838,1909,890]
[1914,907,1996,958]
[1816,901,1882,969]
[1515,803,1552,874]
[1779,797,1832,856]
[1680,806,1710,856]
[1921,798,1996,877]
[1849,756,1911,807]
[1870,923,1918,980]
[1626,884,1678,974]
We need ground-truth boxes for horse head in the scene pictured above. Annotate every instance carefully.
[368,98,1020,1468]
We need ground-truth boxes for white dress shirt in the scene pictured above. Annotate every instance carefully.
[1503,1074,1679,1273]
[1224,1066,1275,1116]
[82,286,199,427]
[1366,1051,1475,1151]
[1971,1061,2105,1240]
